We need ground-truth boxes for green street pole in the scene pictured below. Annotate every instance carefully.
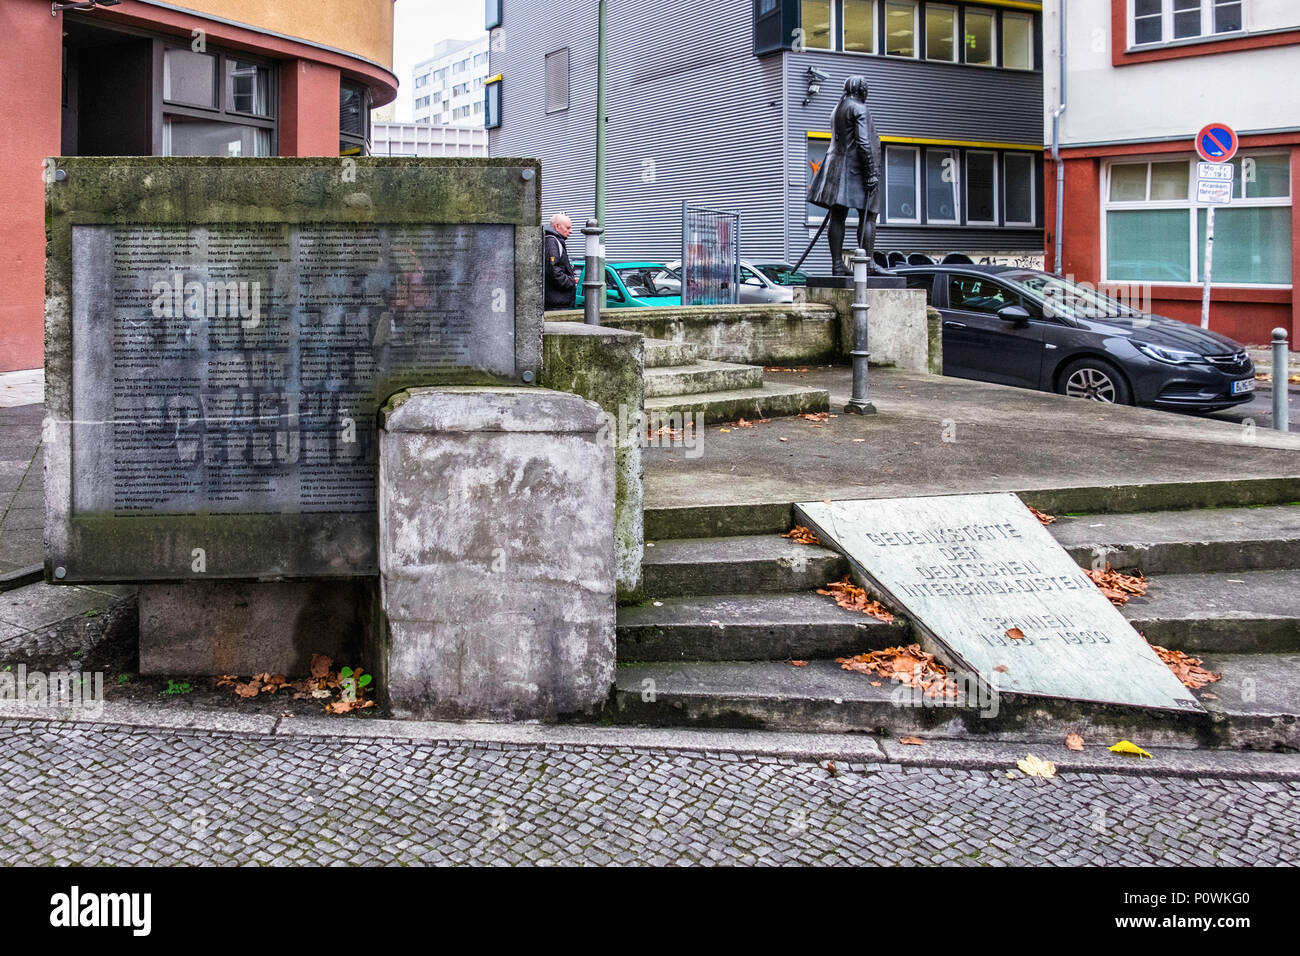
[595,0,608,307]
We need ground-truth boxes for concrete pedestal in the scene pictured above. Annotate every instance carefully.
[376,386,616,721]
[797,285,940,374]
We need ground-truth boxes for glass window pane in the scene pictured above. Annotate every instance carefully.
[843,0,875,53]
[886,147,918,221]
[1150,161,1189,200]
[925,5,955,62]
[1215,0,1243,33]
[226,60,269,116]
[925,150,958,222]
[1002,12,1034,70]
[1198,207,1293,284]
[163,48,217,108]
[163,116,270,157]
[801,0,833,50]
[964,8,995,65]
[1134,0,1162,44]
[1173,0,1202,39]
[1106,209,1191,282]
[1241,154,1290,198]
[885,1,916,57]
[1110,163,1148,201]
[966,151,996,222]
[1134,0,1161,14]
[1005,153,1034,224]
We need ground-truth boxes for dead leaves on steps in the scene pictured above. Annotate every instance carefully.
[1086,565,1149,606]
[217,653,374,714]
[817,576,895,623]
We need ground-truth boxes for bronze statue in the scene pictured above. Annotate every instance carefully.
[807,76,882,276]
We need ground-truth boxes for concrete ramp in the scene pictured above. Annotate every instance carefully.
[796,493,1203,713]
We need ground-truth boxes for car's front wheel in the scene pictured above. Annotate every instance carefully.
[1058,357,1133,405]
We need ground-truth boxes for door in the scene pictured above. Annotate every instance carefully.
[940,273,1045,388]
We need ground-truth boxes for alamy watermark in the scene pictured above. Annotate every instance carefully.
[0,665,104,717]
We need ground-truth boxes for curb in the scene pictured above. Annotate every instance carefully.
[0,565,42,593]
[1,700,1298,780]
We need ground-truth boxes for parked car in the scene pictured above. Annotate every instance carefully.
[574,262,681,309]
[658,260,796,304]
[893,264,1256,413]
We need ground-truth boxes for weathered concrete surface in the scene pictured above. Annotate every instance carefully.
[643,366,1300,516]
[138,581,365,676]
[376,387,615,721]
[541,322,644,601]
[548,304,839,366]
[798,285,939,374]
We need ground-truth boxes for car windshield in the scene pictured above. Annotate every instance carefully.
[616,267,675,297]
[1005,271,1145,320]
[756,263,806,285]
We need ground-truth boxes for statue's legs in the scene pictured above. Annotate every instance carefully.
[827,206,850,275]
[857,210,877,266]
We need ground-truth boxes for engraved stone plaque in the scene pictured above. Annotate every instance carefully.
[796,494,1203,712]
[45,158,543,581]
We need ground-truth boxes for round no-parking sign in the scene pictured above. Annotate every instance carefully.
[1196,123,1238,162]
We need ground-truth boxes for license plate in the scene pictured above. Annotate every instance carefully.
[1231,378,1256,395]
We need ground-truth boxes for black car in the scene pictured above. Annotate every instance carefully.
[894,265,1257,412]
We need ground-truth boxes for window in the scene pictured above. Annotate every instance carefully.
[949,275,1017,314]
[484,75,502,129]
[884,0,917,57]
[1131,0,1244,46]
[486,0,502,30]
[904,272,935,304]
[415,75,428,88]
[1004,153,1035,225]
[1002,11,1034,69]
[924,149,959,223]
[885,146,920,222]
[925,5,956,62]
[163,48,217,108]
[415,95,431,109]
[801,0,834,49]
[339,81,369,155]
[160,45,275,157]
[843,0,875,53]
[545,48,569,114]
[965,151,997,223]
[1104,154,1292,285]
[964,7,995,66]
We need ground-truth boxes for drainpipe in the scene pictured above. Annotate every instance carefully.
[1051,0,1067,276]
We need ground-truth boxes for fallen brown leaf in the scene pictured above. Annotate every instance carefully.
[1065,733,1085,752]
[818,576,895,623]
[798,412,830,423]
[1006,627,1026,640]
[1086,566,1148,606]
[1017,754,1057,779]
[1150,644,1221,690]
[993,664,1009,673]
[782,525,822,546]
[899,736,925,746]
[310,653,332,679]
[789,660,808,667]
[234,680,261,699]
[1027,506,1056,525]
[836,643,959,700]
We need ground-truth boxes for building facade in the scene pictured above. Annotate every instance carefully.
[0,0,398,372]
[372,122,489,157]
[487,0,1044,271]
[411,36,490,126]
[1043,0,1298,345]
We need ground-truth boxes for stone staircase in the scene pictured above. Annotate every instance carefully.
[642,338,828,426]
[610,490,1300,750]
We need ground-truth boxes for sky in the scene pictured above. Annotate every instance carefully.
[390,0,486,121]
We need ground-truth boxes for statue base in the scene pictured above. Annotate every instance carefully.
[806,275,905,290]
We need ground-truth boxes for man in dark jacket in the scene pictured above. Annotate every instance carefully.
[543,214,578,310]
[808,76,882,275]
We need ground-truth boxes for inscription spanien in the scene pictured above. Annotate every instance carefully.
[796,494,1202,712]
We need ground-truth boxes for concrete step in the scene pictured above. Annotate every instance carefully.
[1123,568,1300,654]
[617,591,904,662]
[643,338,700,369]
[1050,505,1300,575]
[611,655,1300,750]
[643,361,764,399]
[642,535,848,598]
[644,381,830,426]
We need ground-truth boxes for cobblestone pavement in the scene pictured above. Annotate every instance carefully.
[2,720,1297,866]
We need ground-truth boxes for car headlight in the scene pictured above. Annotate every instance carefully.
[1135,343,1205,365]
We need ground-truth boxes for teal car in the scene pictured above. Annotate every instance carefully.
[574,261,681,309]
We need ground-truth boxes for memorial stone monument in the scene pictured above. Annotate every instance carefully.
[45,158,617,716]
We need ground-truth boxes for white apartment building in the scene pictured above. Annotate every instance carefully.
[411,36,490,127]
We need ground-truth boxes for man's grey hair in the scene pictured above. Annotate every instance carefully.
[549,213,572,229]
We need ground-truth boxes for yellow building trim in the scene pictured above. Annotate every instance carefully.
[485,74,503,85]
[972,0,1042,10]
[806,132,1043,151]
[170,0,394,69]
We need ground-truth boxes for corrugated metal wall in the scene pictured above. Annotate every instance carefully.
[490,0,1044,268]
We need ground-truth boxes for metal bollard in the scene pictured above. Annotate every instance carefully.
[1273,327,1289,433]
[844,247,876,415]
[582,218,604,326]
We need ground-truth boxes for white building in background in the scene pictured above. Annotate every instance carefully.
[411,36,490,127]
[371,122,487,157]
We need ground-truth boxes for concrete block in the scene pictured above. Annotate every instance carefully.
[799,286,937,373]
[377,386,615,721]
[138,581,365,676]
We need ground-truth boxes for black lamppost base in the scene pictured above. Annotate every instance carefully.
[843,401,877,415]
